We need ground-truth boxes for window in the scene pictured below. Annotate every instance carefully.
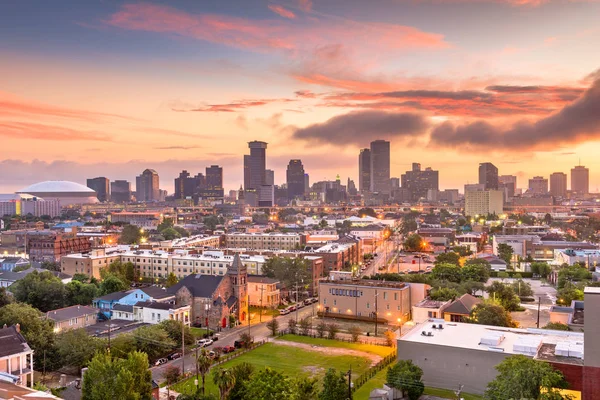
[383,292,387,300]
[427,311,437,318]
[366,302,370,309]
[394,293,398,301]
[333,300,336,306]
[152,313,155,320]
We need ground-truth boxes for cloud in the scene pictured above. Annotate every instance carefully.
[430,77,600,150]
[292,110,429,146]
[295,90,318,98]
[0,121,110,141]
[299,0,313,11]
[154,145,203,150]
[268,4,296,19]
[172,98,294,112]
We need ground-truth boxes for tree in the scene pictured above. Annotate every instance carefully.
[298,317,311,336]
[173,226,190,238]
[462,259,492,282]
[531,262,552,279]
[212,368,236,400]
[387,360,425,400]
[316,322,326,338]
[292,377,319,400]
[460,280,485,296]
[429,287,460,301]
[262,257,312,293]
[288,319,298,335]
[557,265,591,289]
[403,234,424,252]
[133,325,177,360]
[165,272,179,288]
[470,303,516,327]
[195,349,212,394]
[99,274,128,295]
[485,355,568,400]
[65,280,99,306]
[228,362,254,400]
[157,219,174,232]
[82,351,152,400]
[9,270,67,312]
[244,368,292,400]
[357,208,377,218]
[203,215,221,230]
[497,243,514,265]
[349,326,361,342]
[451,245,473,257]
[120,224,143,244]
[319,368,348,400]
[159,320,195,346]
[556,286,584,306]
[431,263,463,283]
[101,261,135,284]
[326,324,339,340]
[162,227,182,240]
[266,318,279,336]
[55,328,105,370]
[164,365,182,399]
[434,252,460,266]
[0,287,13,307]
[0,303,56,369]
[512,279,534,298]
[543,322,571,331]
[384,330,396,347]
[486,281,520,311]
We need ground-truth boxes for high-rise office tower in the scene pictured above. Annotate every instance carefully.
[86,177,110,202]
[111,180,131,203]
[244,141,267,190]
[571,165,589,195]
[304,174,310,194]
[550,172,568,198]
[528,176,548,194]
[401,163,439,201]
[479,162,499,190]
[205,165,223,190]
[499,175,517,198]
[136,169,160,202]
[265,169,275,186]
[358,148,371,193]
[286,160,305,199]
[390,177,400,189]
[347,178,357,196]
[370,140,390,194]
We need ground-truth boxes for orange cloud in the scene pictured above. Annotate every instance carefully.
[299,0,313,11]
[268,4,297,19]
[172,98,295,112]
[0,121,110,141]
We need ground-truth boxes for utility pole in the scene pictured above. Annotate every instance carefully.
[43,350,46,384]
[248,294,251,337]
[107,316,112,354]
[195,345,199,392]
[454,384,464,400]
[347,366,353,400]
[259,285,265,323]
[182,317,185,377]
[374,290,378,336]
[536,296,541,328]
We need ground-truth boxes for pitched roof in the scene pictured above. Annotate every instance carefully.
[138,286,173,300]
[167,274,224,298]
[443,294,482,315]
[95,290,131,302]
[248,275,279,284]
[135,301,175,310]
[112,304,134,313]
[0,325,31,357]
[46,305,97,322]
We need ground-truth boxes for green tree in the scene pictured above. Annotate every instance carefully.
[434,252,460,266]
[165,272,179,288]
[0,303,56,369]
[557,265,591,289]
[470,303,516,327]
[403,234,424,252]
[203,215,222,231]
[431,263,463,283]
[262,257,312,292]
[157,219,174,232]
[292,377,319,400]
[429,287,460,301]
[349,326,361,342]
[266,318,279,336]
[228,362,254,400]
[159,319,195,346]
[99,274,128,295]
[133,325,177,360]
[451,245,473,257]
[244,368,292,400]
[460,280,485,296]
[462,259,492,282]
[9,270,67,312]
[164,365,182,399]
[512,279,534,298]
[486,281,520,311]
[387,360,425,400]
[173,226,190,238]
[82,351,152,400]
[196,349,213,395]
[120,224,143,244]
[326,323,339,340]
[543,322,571,331]
[531,262,552,278]
[318,368,348,400]
[0,287,13,307]
[161,227,182,240]
[485,354,568,400]
[212,368,236,400]
[65,280,99,306]
[497,243,514,265]
[556,286,584,306]
[55,328,105,370]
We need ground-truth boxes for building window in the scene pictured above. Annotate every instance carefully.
[394,293,397,301]
[428,311,437,318]
[366,302,370,309]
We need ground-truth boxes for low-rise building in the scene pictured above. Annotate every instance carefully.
[555,249,600,267]
[247,275,280,308]
[412,299,450,323]
[93,286,174,319]
[0,258,29,272]
[0,268,71,288]
[109,212,163,229]
[27,231,91,263]
[134,301,190,326]
[0,325,33,387]
[443,294,482,322]
[46,305,97,333]
[225,232,306,250]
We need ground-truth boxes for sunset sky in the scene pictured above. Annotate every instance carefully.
[2,0,600,194]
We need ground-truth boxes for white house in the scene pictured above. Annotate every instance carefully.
[134,301,190,326]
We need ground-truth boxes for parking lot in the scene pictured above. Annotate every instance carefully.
[383,253,435,274]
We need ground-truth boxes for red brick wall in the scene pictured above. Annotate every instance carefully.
[583,365,600,400]
[548,362,583,392]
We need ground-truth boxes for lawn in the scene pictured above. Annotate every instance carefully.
[353,368,484,400]
[190,327,213,338]
[277,334,395,357]
[171,342,372,396]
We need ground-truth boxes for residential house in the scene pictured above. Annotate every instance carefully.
[0,268,71,288]
[111,304,136,321]
[0,325,33,387]
[247,275,280,307]
[93,286,174,319]
[46,305,97,333]
[134,301,190,325]
[0,381,61,399]
[443,294,482,322]
[0,258,29,272]
[412,299,450,324]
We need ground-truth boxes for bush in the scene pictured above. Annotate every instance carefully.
[266,319,279,336]
[288,319,297,335]
[326,324,339,340]
[316,322,327,338]
[349,326,361,342]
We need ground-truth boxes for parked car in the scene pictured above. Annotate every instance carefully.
[279,308,290,315]
[168,353,182,360]
[212,334,220,342]
[208,351,216,358]
[221,345,235,353]
[197,339,213,347]
[296,302,305,309]
[154,358,167,366]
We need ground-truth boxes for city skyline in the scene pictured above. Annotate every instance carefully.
[2,0,600,192]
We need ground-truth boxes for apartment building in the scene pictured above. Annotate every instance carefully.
[109,211,164,229]
[27,231,92,263]
[0,325,33,387]
[247,275,280,307]
[225,232,306,250]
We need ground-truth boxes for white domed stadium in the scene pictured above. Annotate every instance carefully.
[17,181,98,206]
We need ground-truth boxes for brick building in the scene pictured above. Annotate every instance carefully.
[27,232,91,263]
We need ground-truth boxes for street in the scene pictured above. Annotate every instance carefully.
[151,305,317,382]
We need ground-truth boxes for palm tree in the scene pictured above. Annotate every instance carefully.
[197,349,213,395]
[211,368,235,400]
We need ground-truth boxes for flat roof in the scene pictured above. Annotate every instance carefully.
[401,321,584,365]
[584,287,600,294]
[322,279,407,290]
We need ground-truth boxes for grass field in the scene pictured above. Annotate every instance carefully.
[277,334,395,357]
[171,342,372,396]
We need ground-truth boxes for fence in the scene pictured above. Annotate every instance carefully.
[352,353,396,391]
[276,329,389,346]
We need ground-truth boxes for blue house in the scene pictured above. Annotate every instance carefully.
[93,286,174,319]
[0,257,30,272]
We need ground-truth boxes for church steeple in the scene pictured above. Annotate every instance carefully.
[228,253,248,322]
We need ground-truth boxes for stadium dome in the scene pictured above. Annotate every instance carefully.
[17,181,98,206]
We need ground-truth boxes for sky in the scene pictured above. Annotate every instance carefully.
[1,0,600,194]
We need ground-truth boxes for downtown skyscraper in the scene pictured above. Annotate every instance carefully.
[369,140,390,194]
[479,162,499,190]
[571,165,589,195]
[243,141,273,206]
[135,169,160,202]
[550,172,568,198]
[358,148,371,193]
[286,160,305,199]
[86,177,110,202]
